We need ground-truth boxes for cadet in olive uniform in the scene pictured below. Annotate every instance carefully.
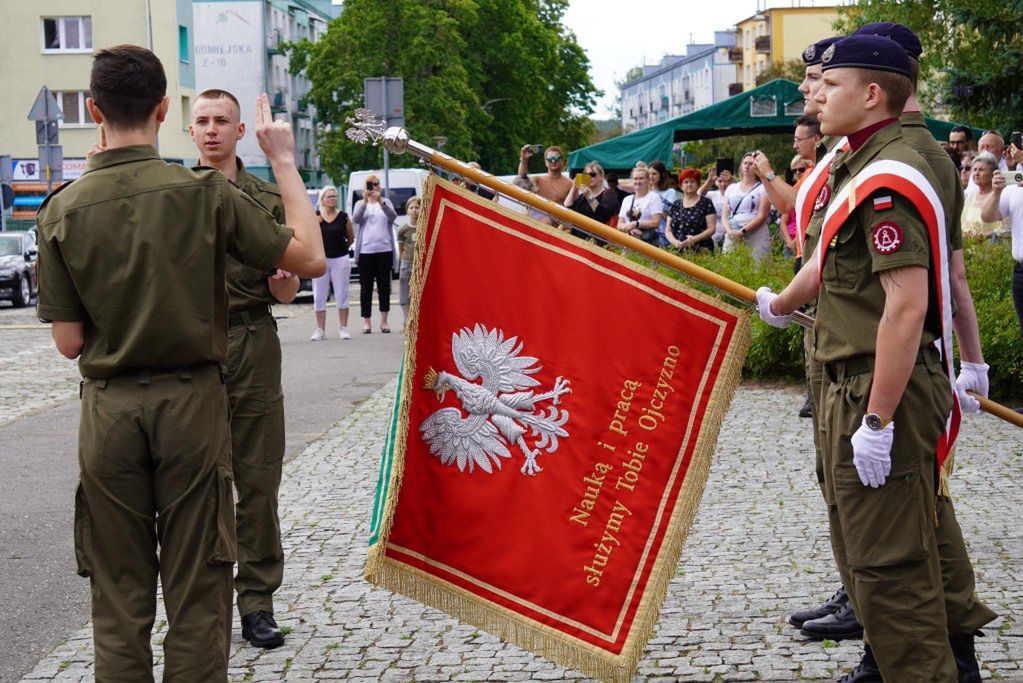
[37,46,324,681]
[190,89,296,648]
[757,36,972,681]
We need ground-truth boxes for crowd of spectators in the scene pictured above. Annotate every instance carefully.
[506,124,1023,340]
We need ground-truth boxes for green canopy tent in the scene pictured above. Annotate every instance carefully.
[569,79,982,171]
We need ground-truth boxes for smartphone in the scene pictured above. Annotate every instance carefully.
[365,180,375,191]
[1011,131,1022,150]
[715,157,734,175]
[528,144,544,155]
[997,169,1023,184]
[574,173,589,188]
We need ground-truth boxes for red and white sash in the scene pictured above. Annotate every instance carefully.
[794,137,849,247]
[816,159,960,467]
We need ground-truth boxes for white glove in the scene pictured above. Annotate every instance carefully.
[850,417,894,488]
[955,361,989,415]
[755,286,792,328]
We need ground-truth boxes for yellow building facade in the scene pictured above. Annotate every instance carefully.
[0,0,197,177]
[732,5,839,92]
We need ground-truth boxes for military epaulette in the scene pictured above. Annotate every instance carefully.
[36,179,76,216]
[249,174,281,197]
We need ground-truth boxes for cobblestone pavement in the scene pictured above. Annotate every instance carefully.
[0,306,81,427]
[19,380,1023,682]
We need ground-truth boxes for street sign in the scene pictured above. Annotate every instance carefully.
[38,145,63,183]
[27,86,62,121]
[36,120,59,145]
[363,77,405,203]
[363,77,404,128]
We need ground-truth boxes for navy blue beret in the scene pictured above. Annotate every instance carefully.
[820,35,913,78]
[852,22,922,60]
[801,36,843,66]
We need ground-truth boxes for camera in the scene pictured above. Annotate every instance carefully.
[998,169,1023,185]
[365,180,376,191]
[528,144,544,155]
[1011,131,1022,150]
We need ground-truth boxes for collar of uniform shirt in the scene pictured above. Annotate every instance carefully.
[847,117,899,152]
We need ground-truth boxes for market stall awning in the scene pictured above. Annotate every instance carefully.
[569,79,982,171]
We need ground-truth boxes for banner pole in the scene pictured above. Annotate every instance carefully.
[366,125,1021,430]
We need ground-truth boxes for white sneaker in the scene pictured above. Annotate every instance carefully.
[339,327,351,340]
[310,328,325,341]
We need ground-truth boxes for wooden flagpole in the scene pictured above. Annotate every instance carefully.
[353,120,1022,429]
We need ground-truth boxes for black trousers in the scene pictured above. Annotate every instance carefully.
[1013,261,1023,339]
[359,251,392,319]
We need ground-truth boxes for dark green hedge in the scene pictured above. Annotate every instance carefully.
[653,238,1021,400]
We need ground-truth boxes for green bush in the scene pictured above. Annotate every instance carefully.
[649,238,1021,400]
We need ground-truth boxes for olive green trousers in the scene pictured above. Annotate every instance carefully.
[225,312,285,617]
[75,364,235,682]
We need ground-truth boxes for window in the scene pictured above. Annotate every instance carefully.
[178,26,189,63]
[42,16,92,52]
[56,91,92,126]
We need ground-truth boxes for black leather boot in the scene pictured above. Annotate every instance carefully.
[790,585,848,628]
[241,610,285,648]
[799,395,813,418]
[950,631,983,683]
[801,600,864,641]
[836,644,882,682]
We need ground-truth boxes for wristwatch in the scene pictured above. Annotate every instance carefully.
[864,413,892,431]
[765,172,777,182]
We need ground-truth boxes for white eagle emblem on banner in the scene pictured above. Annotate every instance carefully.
[420,324,571,476]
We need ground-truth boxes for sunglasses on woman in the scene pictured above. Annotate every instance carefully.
[584,170,598,177]
[367,182,379,188]
[793,167,807,175]
[546,155,562,163]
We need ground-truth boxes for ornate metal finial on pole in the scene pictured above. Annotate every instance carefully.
[344,108,387,145]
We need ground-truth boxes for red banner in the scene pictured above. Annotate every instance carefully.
[367,176,751,681]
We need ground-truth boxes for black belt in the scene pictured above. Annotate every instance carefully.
[228,304,272,328]
[824,346,941,380]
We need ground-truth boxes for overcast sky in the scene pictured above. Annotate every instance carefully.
[563,0,783,118]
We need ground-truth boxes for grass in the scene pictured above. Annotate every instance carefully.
[281,626,294,635]
[822,639,838,649]
[326,642,340,651]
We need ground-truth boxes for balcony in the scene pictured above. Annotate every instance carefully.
[270,90,287,113]
[728,47,743,63]
[728,82,744,97]
[755,35,771,54]
[267,29,283,54]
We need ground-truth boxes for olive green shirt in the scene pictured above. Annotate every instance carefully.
[37,145,294,379]
[813,123,942,363]
[197,159,285,313]
[900,112,964,252]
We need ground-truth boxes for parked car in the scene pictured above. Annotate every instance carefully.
[0,230,38,307]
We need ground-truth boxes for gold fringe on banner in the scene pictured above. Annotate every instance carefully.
[366,176,752,682]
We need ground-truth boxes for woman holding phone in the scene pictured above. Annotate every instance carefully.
[721,153,771,261]
[352,174,397,333]
[564,162,620,240]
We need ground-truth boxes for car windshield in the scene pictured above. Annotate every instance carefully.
[0,236,22,256]
[351,187,418,215]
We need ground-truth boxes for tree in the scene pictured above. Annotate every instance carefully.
[756,59,805,87]
[288,0,599,179]
[835,1,1023,132]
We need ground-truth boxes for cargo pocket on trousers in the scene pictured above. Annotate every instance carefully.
[73,481,93,578]
[209,467,238,565]
[834,466,929,569]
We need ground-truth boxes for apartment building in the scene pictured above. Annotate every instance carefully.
[620,32,737,134]
[730,4,840,93]
[193,0,330,185]
[0,0,197,183]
